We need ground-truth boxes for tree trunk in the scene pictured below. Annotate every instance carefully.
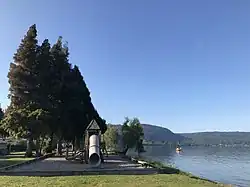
[56,138,62,156]
[75,137,80,151]
[7,144,11,154]
[122,146,129,155]
[25,138,33,157]
[72,138,75,156]
[74,137,78,155]
[47,132,54,153]
[65,143,69,159]
[35,138,41,157]
[39,136,45,155]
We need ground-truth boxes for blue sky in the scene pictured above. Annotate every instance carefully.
[0,1,249,133]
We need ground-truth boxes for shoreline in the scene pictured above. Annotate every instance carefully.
[124,154,231,186]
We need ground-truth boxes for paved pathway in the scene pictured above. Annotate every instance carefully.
[0,155,158,176]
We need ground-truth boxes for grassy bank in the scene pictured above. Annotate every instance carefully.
[0,152,33,168]
[130,156,229,186]
[0,175,231,187]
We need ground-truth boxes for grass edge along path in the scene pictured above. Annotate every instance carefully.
[0,175,232,187]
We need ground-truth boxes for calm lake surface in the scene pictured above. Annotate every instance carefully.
[142,145,250,187]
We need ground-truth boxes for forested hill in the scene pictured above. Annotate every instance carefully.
[180,132,250,146]
[141,124,185,142]
[111,124,185,142]
[111,123,250,146]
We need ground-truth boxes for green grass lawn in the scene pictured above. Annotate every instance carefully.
[0,175,231,187]
[0,152,33,168]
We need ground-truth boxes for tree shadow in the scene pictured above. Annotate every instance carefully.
[0,159,27,168]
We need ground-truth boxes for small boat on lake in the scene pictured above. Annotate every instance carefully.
[176,147,182,152]
[176,143,182,152]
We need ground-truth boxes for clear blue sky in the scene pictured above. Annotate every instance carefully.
[0,0,249,133]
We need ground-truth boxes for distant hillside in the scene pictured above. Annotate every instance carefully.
[111,124,185,142]
[141,124,185,142]
[180,131,250,145]
[109,123,250,146]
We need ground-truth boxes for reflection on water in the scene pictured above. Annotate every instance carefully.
[142,145,250,187]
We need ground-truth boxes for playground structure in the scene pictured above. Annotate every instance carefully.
[65,119,104,168]
[88,134,101,167]
[0,119,159,176]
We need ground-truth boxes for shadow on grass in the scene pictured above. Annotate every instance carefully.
[0,160,27,168]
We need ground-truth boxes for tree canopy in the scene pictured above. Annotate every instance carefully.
[0,107,6,137]
[103,124,119,151]
[1,24,106,156]
[121,117,144,153]
[0,107,4,120]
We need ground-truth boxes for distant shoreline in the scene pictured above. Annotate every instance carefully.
[143,142,250,147]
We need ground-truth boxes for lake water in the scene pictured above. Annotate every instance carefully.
[141,145,250,187]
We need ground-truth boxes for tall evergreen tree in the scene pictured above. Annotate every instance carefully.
[5,25,52,156]
[8,24,38,109]
[65,66,94,148]
[3,24,107,156]
[0,106,6,137]
[70,66,107,133]
[6,24,40,157]
[0,107,3,120]
[32,39,54,155]
[59,65,107,147]
[46,37,71,152]
[69,66,107,135]
[60,65,87,142]
[35,39,53,110]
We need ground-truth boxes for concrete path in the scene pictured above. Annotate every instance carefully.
[0,155,158,176]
